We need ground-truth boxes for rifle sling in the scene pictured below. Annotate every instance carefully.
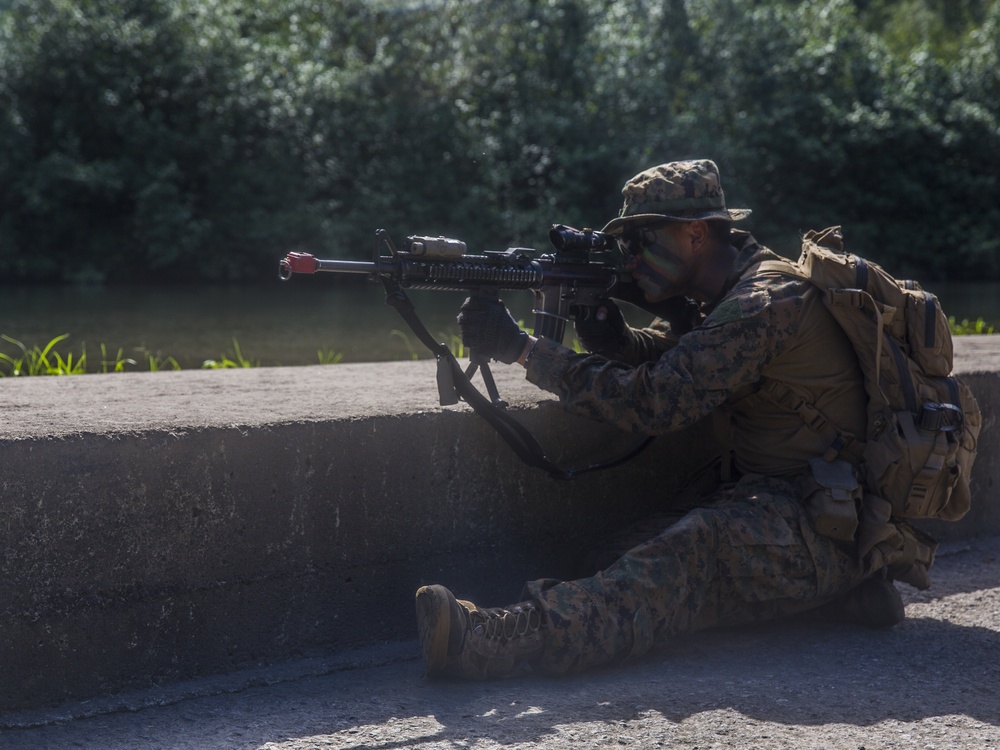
[379,279,653,480]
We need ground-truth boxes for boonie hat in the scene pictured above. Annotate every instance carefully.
[602,159,751,236]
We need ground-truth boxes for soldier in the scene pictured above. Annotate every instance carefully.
[415,159,905,680]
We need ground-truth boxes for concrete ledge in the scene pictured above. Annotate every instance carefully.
[0,337,997,712]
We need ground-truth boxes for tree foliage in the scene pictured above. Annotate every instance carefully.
[1,0,998,283]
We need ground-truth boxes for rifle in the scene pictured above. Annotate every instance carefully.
[278,225,652,478]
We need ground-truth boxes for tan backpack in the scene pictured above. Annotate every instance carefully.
[757,227,981,525]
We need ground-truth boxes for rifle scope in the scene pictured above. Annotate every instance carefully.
[548,224,613,254]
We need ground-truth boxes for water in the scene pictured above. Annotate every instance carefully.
[0,279,537,369]
[1,279,996,371]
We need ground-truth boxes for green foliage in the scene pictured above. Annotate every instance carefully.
[0,333,82,375]
[133,346,181,372]
[0,333,358,374]
[202,338,259,368]
[99,344,138,373]
[855,0,990,59]
[316,347,344,365]
[390,329,421,361]
[949,316,997,335]
[1,0,999,283]
[0,0,326,282]
[0,333,260,375]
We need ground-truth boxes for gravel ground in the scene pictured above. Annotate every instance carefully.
[3,535,998,750]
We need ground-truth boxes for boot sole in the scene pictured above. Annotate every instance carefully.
[415,585,452,677]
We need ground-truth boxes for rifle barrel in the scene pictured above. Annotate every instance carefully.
[314,258,378,274]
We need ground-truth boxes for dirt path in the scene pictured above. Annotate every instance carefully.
[4,535,998,750]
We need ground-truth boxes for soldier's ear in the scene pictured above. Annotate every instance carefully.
[687,220,709,252]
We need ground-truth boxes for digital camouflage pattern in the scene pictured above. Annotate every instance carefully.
[513,230,876,675]
[526,232,868,476]
[601,159,752,236]
[418,162,923,680]
[525,474,874,676]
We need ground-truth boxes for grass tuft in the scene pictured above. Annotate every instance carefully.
[317,347,344,365]
[0,333,79,376]
[202,339,259,369]
[949,316,996,335]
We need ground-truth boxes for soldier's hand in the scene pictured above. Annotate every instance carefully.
[457,297,529,364]
[651,295,703,336]
[613,281,702,335]
[574,299,627,356]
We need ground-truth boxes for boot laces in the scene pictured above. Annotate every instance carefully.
[468,603,542,647]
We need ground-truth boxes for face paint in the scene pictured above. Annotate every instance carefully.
[640,244,685,278]
[630,229,690,301]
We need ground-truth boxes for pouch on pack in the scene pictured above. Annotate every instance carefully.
[803,457,862,542]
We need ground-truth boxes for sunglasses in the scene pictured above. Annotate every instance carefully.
[617,222,672,257]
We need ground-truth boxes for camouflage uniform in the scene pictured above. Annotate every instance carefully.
[524,477,873,675]
[513,164,875,676]
[417,160,892,680]
[526,233,867,475]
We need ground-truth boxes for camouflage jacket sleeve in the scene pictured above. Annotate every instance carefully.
[526,276,805,435]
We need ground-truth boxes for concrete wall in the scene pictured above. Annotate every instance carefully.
[0,340,997,713]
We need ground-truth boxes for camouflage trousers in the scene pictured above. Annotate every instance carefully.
[525,473,875,676]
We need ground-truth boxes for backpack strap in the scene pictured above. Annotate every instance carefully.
[747,257,867,466]
[755,379,865,465]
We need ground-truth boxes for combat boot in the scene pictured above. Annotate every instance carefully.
[837,575,905,628]
[814,574,905,629]
[415,584,545,679]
